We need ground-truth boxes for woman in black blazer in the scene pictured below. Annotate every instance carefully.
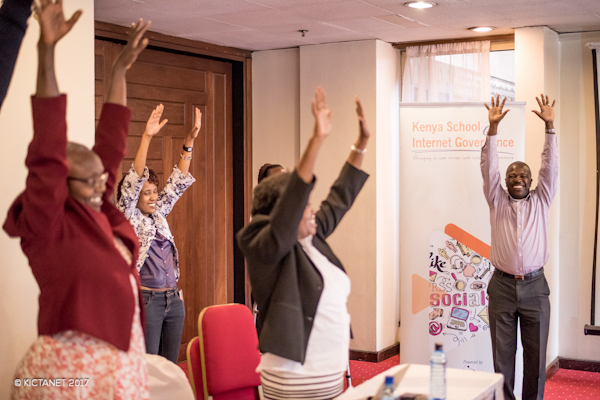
[237,87,371,400]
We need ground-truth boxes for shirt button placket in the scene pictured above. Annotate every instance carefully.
[517,202,523,273]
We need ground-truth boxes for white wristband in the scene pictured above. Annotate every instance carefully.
[351,144,366,154]
[545,128,555,133]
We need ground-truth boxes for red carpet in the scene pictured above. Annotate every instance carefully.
[179,356,600,399]
[544,369,600,400]
[346,355,400,388]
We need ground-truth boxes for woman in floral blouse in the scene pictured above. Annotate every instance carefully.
[117,104,200,363]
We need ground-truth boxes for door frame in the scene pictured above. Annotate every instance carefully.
[95,22,254,310]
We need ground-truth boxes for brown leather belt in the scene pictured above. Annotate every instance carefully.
[495,267,544,281]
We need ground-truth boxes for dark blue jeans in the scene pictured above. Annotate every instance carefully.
[142,287,185,363]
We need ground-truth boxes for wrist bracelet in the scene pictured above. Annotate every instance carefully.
[351,144,366,154]
[545,128,555,134]
[183,145,193,152]
[180,153,192,161]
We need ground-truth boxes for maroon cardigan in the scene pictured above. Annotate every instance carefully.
[3,95,143,352]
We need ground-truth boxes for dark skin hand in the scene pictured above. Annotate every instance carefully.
[484,93,557,199]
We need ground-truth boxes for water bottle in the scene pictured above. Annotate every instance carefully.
[379,375,397,400]
[429,343,447,400]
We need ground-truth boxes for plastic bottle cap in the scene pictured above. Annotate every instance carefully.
[385,376,394,385]
[435,343,443,351]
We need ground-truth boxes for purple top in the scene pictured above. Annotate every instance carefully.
[139,231,177,289]
[480,133,558,275]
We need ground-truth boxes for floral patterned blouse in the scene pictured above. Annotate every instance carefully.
[117,165,195,281]
[11,239,148,400]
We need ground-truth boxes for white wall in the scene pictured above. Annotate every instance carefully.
[252,40,401,353]
[374,40,401,350]
[0,1,95,397]
[251,48,300,186]
[558,31,600,362]
[515,26,561,368]
[300,41,379,351]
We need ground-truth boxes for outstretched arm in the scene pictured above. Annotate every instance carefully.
[134,104,167,176]
[9,0,81,238]
[532,94,558,204]
[481,95,509,205]
[94,19,149,198]
[34,0,81,98]
[315,96,370,238]
[176,107,201,175]
[296,86,331,183]
[105,19,150,106]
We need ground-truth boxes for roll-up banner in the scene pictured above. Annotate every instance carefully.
[399,102,526,376]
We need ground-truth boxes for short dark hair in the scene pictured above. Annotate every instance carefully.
[251,172,291,216]
[258,163,284,184]
[116,168,160,202]
[505,161,531,178]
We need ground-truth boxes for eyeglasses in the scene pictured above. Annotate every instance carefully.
[67,172,109,187]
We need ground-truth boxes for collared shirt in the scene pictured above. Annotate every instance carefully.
[480,133,558,275]
[117,165,195,280]
[257,235,351,375]
[140,231,177,289]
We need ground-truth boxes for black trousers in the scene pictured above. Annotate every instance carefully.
[488,270,550,400]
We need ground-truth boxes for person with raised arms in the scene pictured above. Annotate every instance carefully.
[3,0,151,397]
[237,88,370,399]
[481,94,558,400]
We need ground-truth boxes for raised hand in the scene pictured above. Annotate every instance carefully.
[355,96,370,141]
[34,0,82,46]
[311,87,332,139]
[144,104,168,137]
[484,95,510,125]
[347,96,369,169]
[113,19,151,72]
[187,107,202,140]
[106,19,150,106]
[532,94,556,124]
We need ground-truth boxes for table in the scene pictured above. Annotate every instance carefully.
[336,363,504,400]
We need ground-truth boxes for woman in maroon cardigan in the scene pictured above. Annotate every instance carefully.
[3,2,150,399]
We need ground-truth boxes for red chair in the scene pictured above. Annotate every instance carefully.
[186,336,205,400]
[198,304,261,400]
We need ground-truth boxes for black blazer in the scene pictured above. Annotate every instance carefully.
[237,162,368,364]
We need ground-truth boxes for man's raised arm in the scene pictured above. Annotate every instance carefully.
[481,95,510,206]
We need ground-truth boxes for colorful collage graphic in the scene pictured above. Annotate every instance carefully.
[428,231,494,353]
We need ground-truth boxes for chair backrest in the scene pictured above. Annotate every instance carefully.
[198,304,261,400]
[186,336,205,400]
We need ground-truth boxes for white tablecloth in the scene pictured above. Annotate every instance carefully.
[336,363,504,400]
[146,354,195,400]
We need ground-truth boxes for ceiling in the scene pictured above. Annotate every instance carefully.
[95,0,600,51]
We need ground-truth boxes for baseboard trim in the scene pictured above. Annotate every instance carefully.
[546,357,600,380]
[558,358,600,373]
[349,343,400,363]
[545,357,560,380]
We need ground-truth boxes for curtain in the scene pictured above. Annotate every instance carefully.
[402,41,491,102]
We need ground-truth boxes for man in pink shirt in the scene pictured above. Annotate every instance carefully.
[481,94,557,400]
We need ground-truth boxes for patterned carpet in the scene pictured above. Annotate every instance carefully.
[545,369,600,400]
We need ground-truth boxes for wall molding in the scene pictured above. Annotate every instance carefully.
[393,34,515,51]
[350,343,400,363]
[546,357,600,380]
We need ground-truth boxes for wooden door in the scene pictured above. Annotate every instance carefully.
[95,40,234,362]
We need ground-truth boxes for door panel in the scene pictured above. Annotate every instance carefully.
[95,39,234,362]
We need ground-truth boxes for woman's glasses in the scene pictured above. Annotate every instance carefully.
[67,172,109,187]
